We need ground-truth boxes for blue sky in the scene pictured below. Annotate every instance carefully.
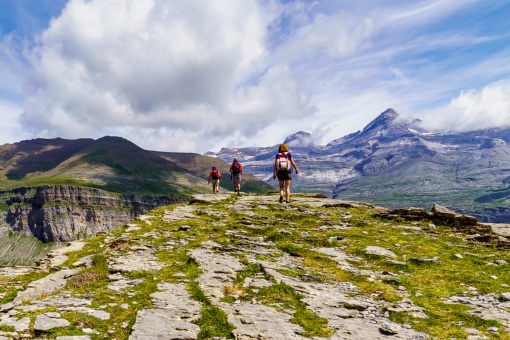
[1,0,510,153]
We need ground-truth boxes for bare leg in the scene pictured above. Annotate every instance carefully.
[285,180,291,202]
[279,180,285,203]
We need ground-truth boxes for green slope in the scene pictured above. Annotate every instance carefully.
[154,151,274,194]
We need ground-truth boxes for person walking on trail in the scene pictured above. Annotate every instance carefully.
[230,158,243,195]
[208,166,222,193]
[273,143,299,203]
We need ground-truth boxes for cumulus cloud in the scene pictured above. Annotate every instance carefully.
[418,82,510,132]
[0,101,31,145]
[2,0,509,152]
[17,0,316,148]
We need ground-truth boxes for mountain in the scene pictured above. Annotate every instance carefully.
[205,108,510,222]
[0,137,273,245]
[0,136,271,196]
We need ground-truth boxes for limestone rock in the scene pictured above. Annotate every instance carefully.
[34,314,70,331]
[365,246,397,259]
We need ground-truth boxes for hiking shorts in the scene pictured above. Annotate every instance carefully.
[210,179,220,185]
[276,171,292,181]
[232,173,242,185]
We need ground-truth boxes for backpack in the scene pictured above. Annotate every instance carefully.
[231,161,241,175]
[276,153,290,171]
[211,167,219,179]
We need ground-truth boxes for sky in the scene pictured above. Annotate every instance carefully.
[1,0,510,153]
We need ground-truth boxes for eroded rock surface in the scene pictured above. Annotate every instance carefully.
[2,194,510,339]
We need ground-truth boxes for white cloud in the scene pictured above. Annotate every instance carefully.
[0,101,31,145]
[17,0,316,148]
[2,0,510,153]
[418,82,510,132]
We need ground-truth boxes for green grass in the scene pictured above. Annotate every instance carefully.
[3,193,510,339]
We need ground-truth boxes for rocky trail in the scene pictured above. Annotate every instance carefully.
[1,194,510,339]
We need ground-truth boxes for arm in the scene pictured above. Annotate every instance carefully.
[273,158,278,180]
[290,158,299,174]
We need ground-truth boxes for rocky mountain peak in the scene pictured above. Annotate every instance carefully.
[284,131,313,147]
[360,108,398,136]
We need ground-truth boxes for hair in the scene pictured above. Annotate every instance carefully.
[278,143,289,153]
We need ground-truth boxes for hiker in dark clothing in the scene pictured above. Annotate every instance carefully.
[230,158,243,195]
[273,143,299,203]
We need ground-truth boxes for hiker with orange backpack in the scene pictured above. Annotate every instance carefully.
[230,158,243,195]
[208,166,222,193]
[273,143,299,203]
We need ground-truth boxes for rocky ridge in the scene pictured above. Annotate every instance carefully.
[1,185,181,243]
[1,194,510,339]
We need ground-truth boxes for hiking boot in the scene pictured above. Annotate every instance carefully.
[286,200,290,204]
[279,195,283,203]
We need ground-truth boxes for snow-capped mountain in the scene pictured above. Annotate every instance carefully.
[206,108,510,222]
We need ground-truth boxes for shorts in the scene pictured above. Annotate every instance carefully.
[232,173,242,185]
[276,171,292,181]
[210,179,220,185]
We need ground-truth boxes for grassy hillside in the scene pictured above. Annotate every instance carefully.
[0,137,207,197]
[155,151,274,194]
[0,137,273,198]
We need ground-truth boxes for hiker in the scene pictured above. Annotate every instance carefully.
[273,143,299,203]
[230,158,243,195]
[208,166,222,193]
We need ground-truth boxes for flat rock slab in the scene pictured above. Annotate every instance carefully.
[46,241,86,268]
[444,294,510,329]
[0,266,38,278]
[222,302,305,339]
[130,283,201,340]
[13,268,77,304]
[482,223,510,238]
[190,194,231,204]
[0,316,30,332]
[130,311,200,340]
[188,247,244,303]
[253,257,429,340]
[365,246,397,259]
[108,248,163,273]
[34,314,70,331]
[163,205,198,221]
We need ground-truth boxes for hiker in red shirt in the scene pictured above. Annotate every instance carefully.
[208,166,222,193]
[230,158,243,195]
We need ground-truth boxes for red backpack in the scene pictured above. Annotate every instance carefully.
[211,167,219,179]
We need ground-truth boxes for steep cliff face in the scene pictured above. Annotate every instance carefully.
[1,185,181,242]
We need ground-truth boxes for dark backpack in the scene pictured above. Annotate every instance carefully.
[276,153,290,171]
[231,161,241,175]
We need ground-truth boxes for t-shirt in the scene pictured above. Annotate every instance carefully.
[209,168,221,179]
[230,161,242,174]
